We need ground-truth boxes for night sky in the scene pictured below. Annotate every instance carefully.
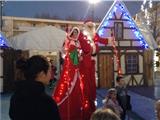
[3,1,143,20]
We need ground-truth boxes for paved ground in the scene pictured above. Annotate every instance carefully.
[129,86,159,120]
[0,86,157,120]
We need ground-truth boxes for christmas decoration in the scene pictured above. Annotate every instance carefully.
[0,32,8,48]
[141,0,153,25]
[110,29,122,76]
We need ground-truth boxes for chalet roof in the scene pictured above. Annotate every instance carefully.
[96,0,157,50]
[9,26,66,51]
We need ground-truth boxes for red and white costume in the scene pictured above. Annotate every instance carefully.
[79,21,109,120]
[53,27,84,120]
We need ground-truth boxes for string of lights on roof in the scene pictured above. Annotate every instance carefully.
[0,33,8,47]
[98,1,149,49]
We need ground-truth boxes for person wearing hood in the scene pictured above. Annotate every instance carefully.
[9,55,60,120]
[53,27,84,120]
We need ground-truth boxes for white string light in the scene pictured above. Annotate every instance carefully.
[144,8,148,18]
[141,5,144,11]
[141,0,153,27]
[149,0,152,8]
[143,0,147,5]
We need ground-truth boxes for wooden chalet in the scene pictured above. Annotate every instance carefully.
[96,1,157,88]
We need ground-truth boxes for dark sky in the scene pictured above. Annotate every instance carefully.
[3,1,143,20]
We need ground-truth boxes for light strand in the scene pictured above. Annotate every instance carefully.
[111,30,122,76]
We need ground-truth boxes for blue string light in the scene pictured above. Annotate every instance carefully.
[0,33,8,48]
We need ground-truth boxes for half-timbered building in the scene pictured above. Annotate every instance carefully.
[96,1,157,88]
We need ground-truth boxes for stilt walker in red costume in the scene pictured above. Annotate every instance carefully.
[78,20,111,120]
[52,27,85,120]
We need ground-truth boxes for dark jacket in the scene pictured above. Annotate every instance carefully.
[9,80,61,120]
[115,85,127,110]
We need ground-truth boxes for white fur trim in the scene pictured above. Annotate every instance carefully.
[84,21,95,27]
[91,42,96,54]
[68,27,80,40]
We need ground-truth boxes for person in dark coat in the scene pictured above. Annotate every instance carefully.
[9,55,61,120]
[115,76,128,120]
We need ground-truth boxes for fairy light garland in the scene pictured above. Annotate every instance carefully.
[0,33,8,47]
[111,30,122,76]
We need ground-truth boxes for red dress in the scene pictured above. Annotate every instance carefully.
[53,34,83,120]
[79,35,95,120]
[78,32,109,120]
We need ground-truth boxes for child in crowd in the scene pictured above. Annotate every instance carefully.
[115,76,129,120]
[103,88,123,117]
